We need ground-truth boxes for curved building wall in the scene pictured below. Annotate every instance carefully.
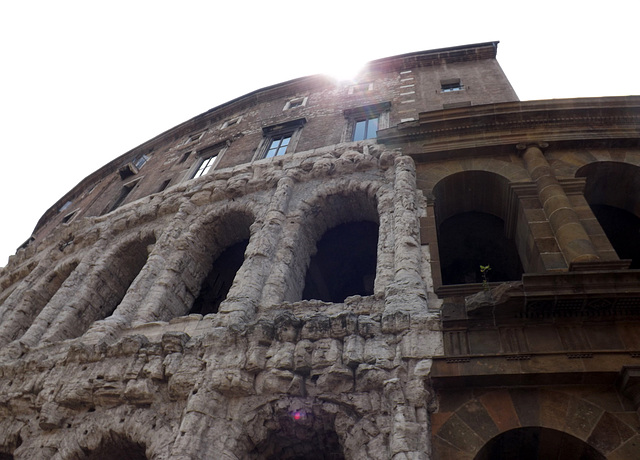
[0,43,639,459]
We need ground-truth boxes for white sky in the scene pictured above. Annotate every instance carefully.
[0,1,638,267]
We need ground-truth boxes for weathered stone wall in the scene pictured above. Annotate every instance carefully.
[0,142,442,459]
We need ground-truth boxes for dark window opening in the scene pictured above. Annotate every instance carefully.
[475,427,604,460]
[108,182,137,213]
[157,179,171,193]
[439,212,523,285]
[0,454,13,460]
[179,151,191,163]
[590,204,640,268]
[190,239,248,315]
[61,210,77,224]
[302,221,378,303]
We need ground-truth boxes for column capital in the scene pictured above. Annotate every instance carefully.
[516,141,549,152]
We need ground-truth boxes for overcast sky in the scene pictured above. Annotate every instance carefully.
[0,1,638,267]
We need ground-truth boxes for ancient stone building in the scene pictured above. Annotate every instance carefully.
[0,42,639,459]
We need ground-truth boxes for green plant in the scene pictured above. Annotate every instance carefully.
[480,264,491,291]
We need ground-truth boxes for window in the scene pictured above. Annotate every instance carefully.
[283,97,308,110]
[353,116,379,141]
[188,143,228,179]
[441,78,464,92]
[192,154,218,179]
[265,135,291,158]
[106,180,139,214]
[348,82,373,95]
[344,102,390,143]
[133,154,149,169]
[222,116,242,129]
[257,118,306,160]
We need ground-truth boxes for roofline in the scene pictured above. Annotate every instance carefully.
[31,42,503,236]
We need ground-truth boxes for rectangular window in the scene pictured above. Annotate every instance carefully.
[258,118,306,160]
[192,154,218,179]
[353,116,379,141]
[344,102,390,143]
[265,135,291,158]
[441,78,464,92]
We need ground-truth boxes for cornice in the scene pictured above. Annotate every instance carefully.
[378,96,640,160]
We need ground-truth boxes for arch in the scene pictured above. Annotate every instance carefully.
[0,258,79,345]
[576,161,640,268]
[245,398,350,460]
[416,157,530,194]
[432,171,524,285]
[31,230,157,344]
[184,207,255,316]
[282,180,382,303]
[432,388,638,460]
[475,427,605,460]
[78,434,147,460]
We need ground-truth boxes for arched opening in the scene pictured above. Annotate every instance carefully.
[577,162,640,268]
[190,238,249,315]
[187,209,254,315]
[302,220,378,303]
[79,435,147,460]
[475,427,605,460]
[433,171,524,286]
[439,212,523,284]
[103,233,157,318]
[249,410,345,460]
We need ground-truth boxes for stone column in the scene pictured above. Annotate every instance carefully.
[518,143,599,266]
[384,155,428,316]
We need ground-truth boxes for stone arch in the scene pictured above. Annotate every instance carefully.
[432,170,524,285]
[22,230,158,345]
[475,427,605,460]
[432,388,640,460]
[243,397,357,460]
[279,179,384,303]
[416,157,530,194]
[576,161,640,268]
[0,257,79,345]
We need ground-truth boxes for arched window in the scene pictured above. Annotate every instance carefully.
[187,210,254,315]
[302,221,378,302]
[433,171,524,286]
[577,162,640,268]
[475,427,605,460]
[190,238,249,315]
[297,190,380,303]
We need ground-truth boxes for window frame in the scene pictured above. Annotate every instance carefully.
[187,142,229,180]
[343,102,391,143]
[255,118,307,161]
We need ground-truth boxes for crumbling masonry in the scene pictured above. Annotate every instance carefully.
[1,43,640,459]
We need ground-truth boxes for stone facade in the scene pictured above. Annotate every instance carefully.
[0,42,639,459]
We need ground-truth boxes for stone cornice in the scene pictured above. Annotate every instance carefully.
[378,96,640,160]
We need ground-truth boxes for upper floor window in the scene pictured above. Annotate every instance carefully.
[192,154,218,178]
[344,102,391,143]
[353,116,379,141]
[283,97,308,111]
[257,118,306,160]
[265,135,291,158]
[133,154,149,169]
[441,78,464,92]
